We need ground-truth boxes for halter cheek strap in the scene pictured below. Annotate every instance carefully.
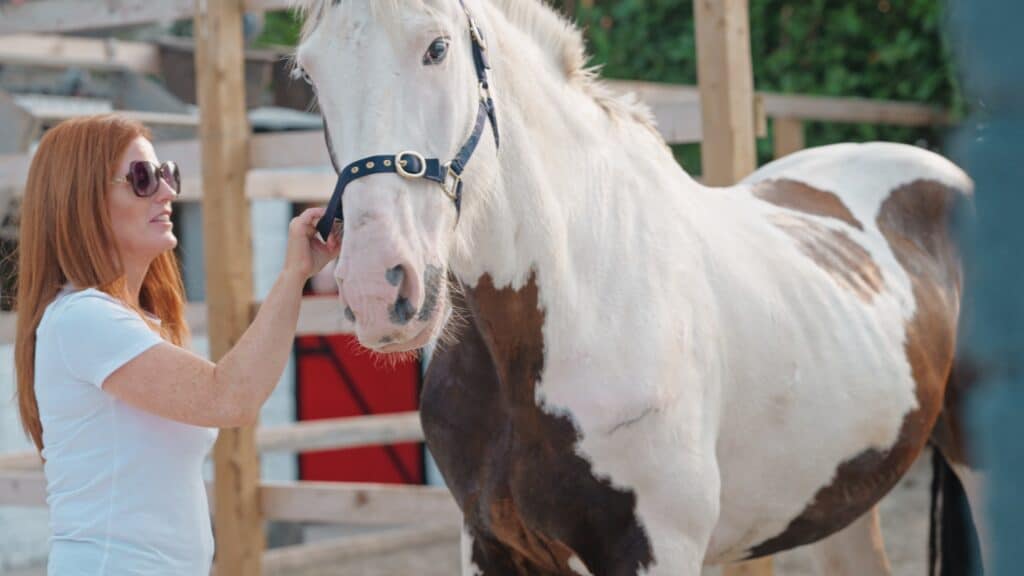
[315,0,500,243]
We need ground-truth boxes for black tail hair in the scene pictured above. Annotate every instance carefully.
[929,447,983,575]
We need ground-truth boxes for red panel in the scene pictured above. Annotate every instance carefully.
[296,333,423,484]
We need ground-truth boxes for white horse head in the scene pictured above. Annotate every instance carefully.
[295,0,500,352]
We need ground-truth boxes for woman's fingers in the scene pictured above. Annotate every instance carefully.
[291,207,327,236]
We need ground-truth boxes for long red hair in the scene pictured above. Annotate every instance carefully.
[15,115,189,452]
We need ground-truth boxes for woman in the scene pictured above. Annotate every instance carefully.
[14,114,341,574]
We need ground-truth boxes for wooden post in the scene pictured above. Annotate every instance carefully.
[694,0,758,186]
[194,1,262,575]
[695,1,772,574]
[773,117,805,159]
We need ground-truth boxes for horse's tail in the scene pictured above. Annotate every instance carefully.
[929,448,978,575]
[928,357,984,575]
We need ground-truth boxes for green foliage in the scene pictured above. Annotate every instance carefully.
[255,11,303,48]
[565,0,964,170]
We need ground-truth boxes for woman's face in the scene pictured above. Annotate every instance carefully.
[107,137,178,268]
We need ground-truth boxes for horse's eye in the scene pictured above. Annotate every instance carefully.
[423,37,450,65]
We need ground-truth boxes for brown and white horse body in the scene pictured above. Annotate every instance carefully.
[294,1,980,573]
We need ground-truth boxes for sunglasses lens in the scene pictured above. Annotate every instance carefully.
[160,162,181,194]
[130,162,158,197]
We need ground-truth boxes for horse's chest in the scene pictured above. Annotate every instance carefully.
[421,277,654,574]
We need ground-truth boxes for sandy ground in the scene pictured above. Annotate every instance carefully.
[5,453,935,576]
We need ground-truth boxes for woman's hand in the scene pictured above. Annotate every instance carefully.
[284,207,342,280]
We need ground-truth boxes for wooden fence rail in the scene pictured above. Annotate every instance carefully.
[0,469,458,526]
[0,411,425,473]
[261,481,459,525]
[261,524,459,576]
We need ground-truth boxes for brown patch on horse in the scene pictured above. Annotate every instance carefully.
[421,274,653,574]
[746,179,962,559]
[754,179,864,230]
[771,214,884,303]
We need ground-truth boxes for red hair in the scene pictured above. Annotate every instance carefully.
[15,115,189,451]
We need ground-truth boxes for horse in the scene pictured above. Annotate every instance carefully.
[293,0,985,573]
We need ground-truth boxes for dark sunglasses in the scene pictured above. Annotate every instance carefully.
[112,161,181,198]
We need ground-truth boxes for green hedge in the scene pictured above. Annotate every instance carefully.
[560,0,963,171]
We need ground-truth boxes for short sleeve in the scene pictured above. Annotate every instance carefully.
[53,291,165,388]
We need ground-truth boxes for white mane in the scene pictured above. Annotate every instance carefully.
[292,0,657,131]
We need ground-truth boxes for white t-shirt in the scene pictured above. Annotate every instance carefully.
[35,287,218,575]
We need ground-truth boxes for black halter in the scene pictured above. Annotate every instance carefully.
[315,0,500,243]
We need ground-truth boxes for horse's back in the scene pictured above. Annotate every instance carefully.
[707,142,972,561]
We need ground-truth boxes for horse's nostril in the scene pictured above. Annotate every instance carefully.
[386,265,406,288]
[344,307,356,322]
[390,296,416,325]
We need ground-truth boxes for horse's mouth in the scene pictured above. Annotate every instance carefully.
[368,310,444,353]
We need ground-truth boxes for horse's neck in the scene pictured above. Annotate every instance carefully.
[452,5,710,301]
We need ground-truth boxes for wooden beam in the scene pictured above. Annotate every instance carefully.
[0,33,160,73]
[0,470,46,507]
[694,0,757,186]
[759,92,950,126]
[0,0,196,35]
[194,1,262,575]
[773,117,805,160]
[0,296,346,346]
[0,0,295,35]
[260,481,461,525]
[0,90,946,194]
[696,2,772,573]
[31,109,199,128]
[257,412,423,454]
[262,524,459,576]
[0,452,43,470]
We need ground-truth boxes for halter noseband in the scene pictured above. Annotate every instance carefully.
[315,0,500,243]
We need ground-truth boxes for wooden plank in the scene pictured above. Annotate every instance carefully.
[0,33,160,73]
[606,80,704,144]
[173,170,336,204]
[696,1,772,573]
[0,297,344,346]
[0,91,945,194]
[0,0,295,35]
[194,1,262,575]
[261,481,461,526]
[257,412,423,454]
[261,525,459,576]
[605,80,948,127]
[773,117,805,160]
[0,469,46,507]
[760,92,950,126]
[31,108,199,127]
[694,0,757,186]
[0,452,42,470]
[0,0,196,35]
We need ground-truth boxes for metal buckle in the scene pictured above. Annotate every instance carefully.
[442,164,462,201]
[468,19,487,51]
[478,82,491,103]
[395,151,427,179]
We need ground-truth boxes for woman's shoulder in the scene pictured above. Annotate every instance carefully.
[39,287,132,333]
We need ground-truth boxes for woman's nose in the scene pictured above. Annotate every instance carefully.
[155,179,178,201]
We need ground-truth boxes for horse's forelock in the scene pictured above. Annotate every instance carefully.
[293,0,417,42]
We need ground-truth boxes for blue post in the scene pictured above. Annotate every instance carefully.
[950,0,1024,574]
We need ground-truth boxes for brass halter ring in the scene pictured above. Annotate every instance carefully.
[395,151,428,179]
